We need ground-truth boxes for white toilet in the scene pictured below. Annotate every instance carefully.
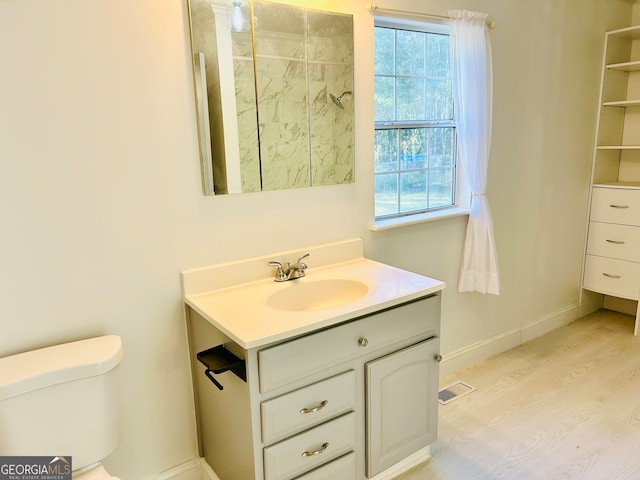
[0,335,123,479]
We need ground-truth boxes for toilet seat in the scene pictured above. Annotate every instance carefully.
[73,463,120,480]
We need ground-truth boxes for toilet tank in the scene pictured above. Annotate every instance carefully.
[0,335,123,470]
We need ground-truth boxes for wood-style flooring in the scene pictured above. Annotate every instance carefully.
[394,309,640,480]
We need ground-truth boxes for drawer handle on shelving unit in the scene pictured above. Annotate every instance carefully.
[434,354,443,362]
[609,204,630,209]
[606,239,625,244]
[300,400,328,415]
[301,442,329,457]
[602,273,622,279]
[358,337,368,347]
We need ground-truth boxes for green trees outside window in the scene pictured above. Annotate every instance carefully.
[374,24,456,218]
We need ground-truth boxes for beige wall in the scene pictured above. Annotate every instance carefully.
[633,1,640,23]
[0,0,632,478]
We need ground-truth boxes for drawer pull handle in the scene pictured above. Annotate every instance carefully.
[609,204,630,209]
[358,337,368,347]
[603,272,622,279]
[300,400,328,415]
[606,239,625,244]
[302,442,329,457]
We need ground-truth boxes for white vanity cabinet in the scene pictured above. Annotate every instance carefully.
[185,294,442,480]
[582,25,640,335]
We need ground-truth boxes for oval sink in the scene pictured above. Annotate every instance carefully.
[267,279,369,312]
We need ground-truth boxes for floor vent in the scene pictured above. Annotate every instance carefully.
[438,381,477,405]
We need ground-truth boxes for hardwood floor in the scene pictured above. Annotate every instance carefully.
[394,309,640,480]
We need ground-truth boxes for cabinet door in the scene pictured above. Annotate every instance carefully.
[366,338,440,477]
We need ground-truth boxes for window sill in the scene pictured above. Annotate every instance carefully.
[370,207,470,232]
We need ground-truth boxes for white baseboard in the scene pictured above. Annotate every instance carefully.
[521,303,580,343]
[153,458,221,480]
[153,459,203,480]
[440,303,580,377]
[370,446,429,480]
[198,459,220,480]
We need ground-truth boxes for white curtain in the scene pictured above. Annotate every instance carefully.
[448,10,500,295]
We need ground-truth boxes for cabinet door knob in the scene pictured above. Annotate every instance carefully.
[301,442,329,457]
[358,337,368,347]
[434,354,443,362]
[300,400,328,414]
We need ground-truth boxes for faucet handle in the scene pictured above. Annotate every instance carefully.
[268,261,287,282]
[289,253,309,271]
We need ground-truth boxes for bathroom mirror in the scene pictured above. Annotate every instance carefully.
[187,0,355,195]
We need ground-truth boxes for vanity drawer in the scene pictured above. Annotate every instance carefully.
[587,222,640,262]
[292,452,355,480]
[261,370,355,444]
[259,295,439,393]
[590,187,640,226]
[583,255,640,300]
[263,412,355,480]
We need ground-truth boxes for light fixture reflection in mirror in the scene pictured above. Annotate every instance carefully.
[187,0,355,195]
[230,1,248,32]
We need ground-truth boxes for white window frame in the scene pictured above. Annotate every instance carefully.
[371,17,470,231]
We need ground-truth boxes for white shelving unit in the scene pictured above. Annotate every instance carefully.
[582,25,640,335]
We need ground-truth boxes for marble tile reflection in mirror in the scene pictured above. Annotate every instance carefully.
[187,0,354,195]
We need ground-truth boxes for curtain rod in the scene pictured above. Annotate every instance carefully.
[365,3,496,29]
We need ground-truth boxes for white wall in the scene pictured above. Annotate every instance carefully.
[0,0,632,479]
[364,0,633,364]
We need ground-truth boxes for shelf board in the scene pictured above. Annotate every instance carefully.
[603,99,640,107]
[593,181,640,189]
[606,60,640,72]
[597,145,640,150]
[607,25,640,40]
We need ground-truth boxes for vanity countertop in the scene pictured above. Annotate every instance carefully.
[183,257,445,349]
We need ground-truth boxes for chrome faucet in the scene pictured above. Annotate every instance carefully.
[269,253,310,282]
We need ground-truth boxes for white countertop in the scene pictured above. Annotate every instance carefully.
[184,257,445,349]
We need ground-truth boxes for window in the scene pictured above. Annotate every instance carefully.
[374,19,459,220]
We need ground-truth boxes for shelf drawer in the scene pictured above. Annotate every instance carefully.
[583,255,640,300]
[591,187,640,226]
[292,453,355,480]
[587,222,640,262]
[261,371,356,444]
[263,412,355,480]
[259,295,439,393]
